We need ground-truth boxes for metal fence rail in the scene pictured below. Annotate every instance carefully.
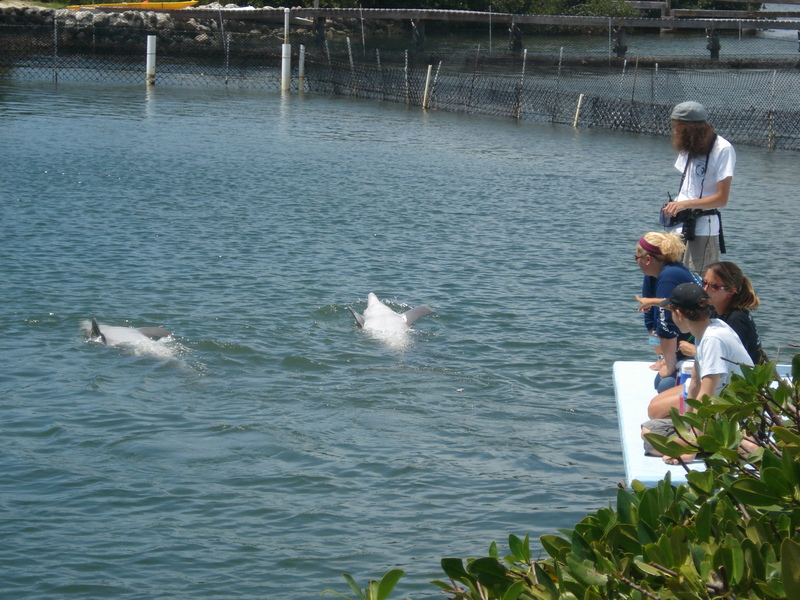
[1,21,798,151]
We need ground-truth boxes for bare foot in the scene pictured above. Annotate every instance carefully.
[664,454,695,465]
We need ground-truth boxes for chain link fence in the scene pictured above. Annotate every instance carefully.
[1,13,798,150]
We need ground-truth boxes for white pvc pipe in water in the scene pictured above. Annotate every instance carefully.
[422,64,432,109]
[573,93,584,128]
[146,35,156,85]
[281,8,291,91]
[281,44,291,91]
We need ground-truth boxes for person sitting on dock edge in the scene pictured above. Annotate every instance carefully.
[641,282,753,464]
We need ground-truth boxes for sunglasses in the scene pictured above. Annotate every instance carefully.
[701,279,730,292]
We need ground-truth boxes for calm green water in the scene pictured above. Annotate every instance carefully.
[1,80,799,599]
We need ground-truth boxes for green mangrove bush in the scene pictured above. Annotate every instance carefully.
[325,356,800,600]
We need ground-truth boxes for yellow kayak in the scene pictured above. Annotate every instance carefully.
[67,1,198,9]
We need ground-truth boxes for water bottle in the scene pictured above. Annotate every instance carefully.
[678,360,694,414]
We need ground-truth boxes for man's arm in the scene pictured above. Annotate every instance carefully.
[662,176,731,215]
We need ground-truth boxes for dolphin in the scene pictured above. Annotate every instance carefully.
[89,318,172,347]
[348,293,433,336]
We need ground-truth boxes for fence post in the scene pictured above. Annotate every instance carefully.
[515,48,527,120]
[146,35,156,86]
[422,64,433,109]
[552,46,563,123]
[347,36,357,96]
[52,18,58,83]
[282,8,291,92]
[573,93,584,128]
[404,49,410,106]
[298,44,305,92]
[768,69,776,150]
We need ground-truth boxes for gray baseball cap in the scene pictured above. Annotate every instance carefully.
[670,101,708,122]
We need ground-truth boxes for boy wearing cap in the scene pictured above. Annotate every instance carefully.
[642,282,753,463]
[660,101,735,275]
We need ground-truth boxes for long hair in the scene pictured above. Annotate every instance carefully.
[672,120,717,158]
[706,261,760,314]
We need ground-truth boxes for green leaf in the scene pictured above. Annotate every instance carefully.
[467,557,511,596]
[761,466,795,498]
[638,490,660,530]
[569,530,594,562]
[792,353,800,383]
[669,527,690,568]
[729,478,784,506]
[773,426,800,450]
[428,580,455,592]
[686,469,716,496]
[343,573,366,600]
[719,535,744,586]
[694,501,713,544]
[375,569,404,600]
[565,553,608,587]
[534,562,559,598]
[637,519,657,547]
[500,580,526,600]
[441,558,472,585]
[616,487,638,525]
[782,538,800,599]
[540,534,570,563]
[633,559,663,576]
[642,432,688,458]
[508,533,530,564]
[489,541,499,560]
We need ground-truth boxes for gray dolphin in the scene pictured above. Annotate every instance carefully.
[89,318,172,347]
[348,293,433,332]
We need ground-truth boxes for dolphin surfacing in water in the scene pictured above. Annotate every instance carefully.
[89,318,172,347]
[348,293,433,341]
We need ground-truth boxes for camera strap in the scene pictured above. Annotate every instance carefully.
[677,137,725,254]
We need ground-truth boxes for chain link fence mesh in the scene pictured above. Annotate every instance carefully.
[1,17,798,150]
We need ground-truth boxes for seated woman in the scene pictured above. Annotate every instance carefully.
[642,282,754,463]
[634,231,698,392]
[678,261,767,365]
[649,261,766,419]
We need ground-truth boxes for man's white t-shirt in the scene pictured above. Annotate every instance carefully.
[668,135,736,237]
[696,318,754,395]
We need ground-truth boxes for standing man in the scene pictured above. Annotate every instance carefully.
[661,101,735,275]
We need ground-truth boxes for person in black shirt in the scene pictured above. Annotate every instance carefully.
[678,261,766,365]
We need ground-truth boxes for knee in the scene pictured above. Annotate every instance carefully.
[647,400,663,420]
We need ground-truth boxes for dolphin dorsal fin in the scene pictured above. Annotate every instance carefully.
[402,306,433,326]
[90,318,107,344]
[348,307,366,328]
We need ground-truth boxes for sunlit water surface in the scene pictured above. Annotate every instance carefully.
[1,80,798,599]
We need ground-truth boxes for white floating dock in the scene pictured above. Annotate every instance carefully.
[613,361,704,488]
[614,360,794,488]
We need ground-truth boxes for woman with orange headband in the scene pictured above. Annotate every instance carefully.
[634,231,699,392]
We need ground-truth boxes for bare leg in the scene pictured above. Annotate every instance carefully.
[648,385,683,419]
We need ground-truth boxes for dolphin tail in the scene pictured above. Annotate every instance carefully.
[402,305,434,326]
[136,326,172,340]
[90,318,107,345]
[348,307,366,328]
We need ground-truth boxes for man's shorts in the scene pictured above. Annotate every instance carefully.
[641,418,676,455]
